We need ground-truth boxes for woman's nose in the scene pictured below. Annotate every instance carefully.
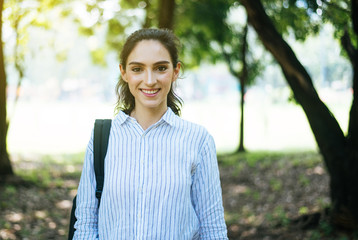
[144,70,156,85]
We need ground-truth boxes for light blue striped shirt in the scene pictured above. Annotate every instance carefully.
[74,108,228,239]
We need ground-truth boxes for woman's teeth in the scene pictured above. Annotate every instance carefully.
[142,89,159,94]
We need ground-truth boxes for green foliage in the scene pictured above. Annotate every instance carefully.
[264,0,354,57]
[299,173,311,186]
[219,151,276,167]
[220,151,322,170]
[16,168,53,187]
[316,197,330,209]
[319,220,334,236]
[290,152,323,167]
[265,206,290,227]
[224,211,241,225]
[262,0,322,40]
[13,153,84,188]
[106,17,128,51]
[244,188,261,201]
[90,48,107,66]
[319,0,352,37]
[4,185,16,195]
[3,0,72,105]
[78,26,95,36]
[299,206,309,214]
[72,1,146,63]
[173,0,267,101]
[309,220,336,239]
[175,0,233,67]
[269,178,283,191]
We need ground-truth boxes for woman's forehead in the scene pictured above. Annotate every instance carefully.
[127,40,172,64]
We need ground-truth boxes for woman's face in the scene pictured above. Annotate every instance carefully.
[120,40,180,114]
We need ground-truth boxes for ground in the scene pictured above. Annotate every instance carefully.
[0,151,357,239]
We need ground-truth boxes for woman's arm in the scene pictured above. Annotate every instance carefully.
[73,132,99,239]
[191,134,228,239]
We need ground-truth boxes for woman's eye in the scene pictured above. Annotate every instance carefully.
[132,67,142,72]
[157,66,167,71]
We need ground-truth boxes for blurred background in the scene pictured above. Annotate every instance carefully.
[1,0,356,239]
[3,1,351,155]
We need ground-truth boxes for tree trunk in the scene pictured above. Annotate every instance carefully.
[337,0,358,229]
[237,23,248,153]
[237,79,245,152]
[142,0,152,28]
[0,0,14,177]
[158,0,175,29]
[239,0,358,228]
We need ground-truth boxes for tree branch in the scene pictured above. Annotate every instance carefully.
[341,29,357,66]
[240,23,248,81]
[221,46,239,78]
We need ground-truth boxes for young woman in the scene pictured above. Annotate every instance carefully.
[74,28,228,239]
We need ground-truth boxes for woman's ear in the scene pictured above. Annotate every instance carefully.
[172,62,181,82]
[119,64,127,82]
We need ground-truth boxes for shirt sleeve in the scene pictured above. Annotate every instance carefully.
[73,130,99,240]
[191,133,228,239]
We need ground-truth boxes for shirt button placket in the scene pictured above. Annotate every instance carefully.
[138,133,145,237]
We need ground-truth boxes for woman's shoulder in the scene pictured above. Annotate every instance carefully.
[177,116,205,130]
[174,116,212,140]
[175,117,216,156]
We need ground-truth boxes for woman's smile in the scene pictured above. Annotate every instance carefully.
[140,88,161,96]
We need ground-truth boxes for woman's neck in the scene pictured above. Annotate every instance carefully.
[130,106,168,130]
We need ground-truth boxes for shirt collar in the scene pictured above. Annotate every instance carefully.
[116,111,131,125]
[161,108,178,126]
[115,108,179,127]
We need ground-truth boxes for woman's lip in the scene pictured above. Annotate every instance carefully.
[140,88,160,96]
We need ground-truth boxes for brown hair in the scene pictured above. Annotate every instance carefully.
[115,28,183,115]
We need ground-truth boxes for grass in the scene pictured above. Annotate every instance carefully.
[1,150,354,240]
[217,151,347,239]
[219,150,323,171]
[0,153,84,240]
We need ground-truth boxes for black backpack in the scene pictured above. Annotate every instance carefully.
[68,119,112,240]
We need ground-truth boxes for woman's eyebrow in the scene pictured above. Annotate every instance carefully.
[128,60,170,66]
[128,61,144,66]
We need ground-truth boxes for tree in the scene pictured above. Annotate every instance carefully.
[227,22,250,152]
[0,0,69,178]
[240,0,358,229]
[0,0,13,177]
[175,0,263,152]
[220,19,263,152]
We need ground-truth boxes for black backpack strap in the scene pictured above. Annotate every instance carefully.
[93,119,112,206]
[68,196,77,240]
[68,119,111,240]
